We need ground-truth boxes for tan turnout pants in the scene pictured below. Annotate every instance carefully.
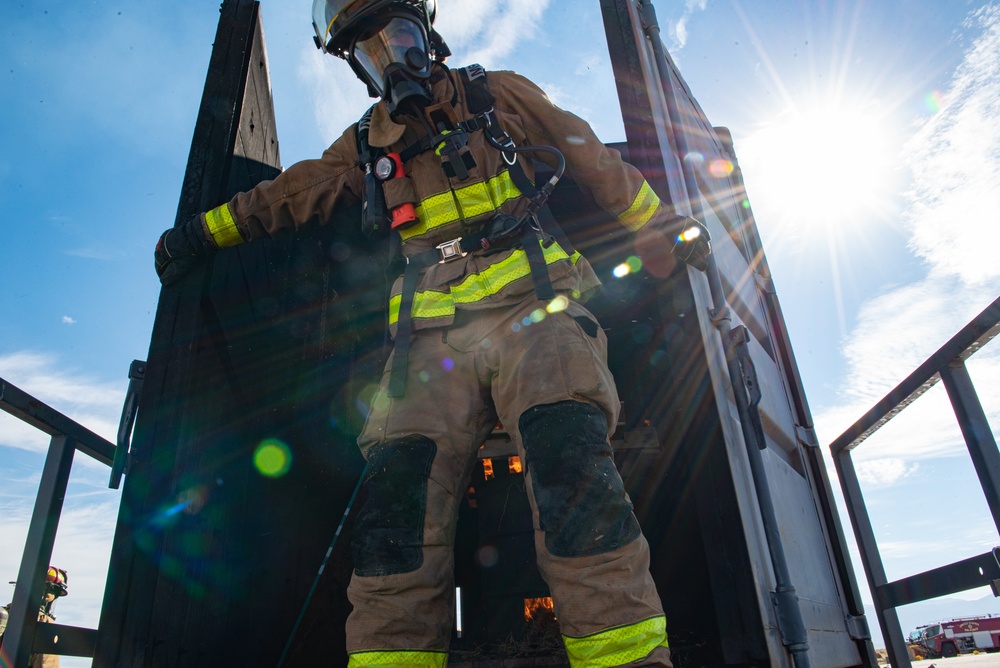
[348,296,671,668]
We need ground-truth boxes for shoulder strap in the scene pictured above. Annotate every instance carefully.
[355,104,389,238]
[356,104,378,165]
[459,64,494,116]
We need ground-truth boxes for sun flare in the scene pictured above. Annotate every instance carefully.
[738,101,897,240]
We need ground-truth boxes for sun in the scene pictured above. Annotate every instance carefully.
[737,99,899,243]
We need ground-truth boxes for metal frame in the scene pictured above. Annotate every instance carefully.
[0,377,118,667]
[831,294,1000,667]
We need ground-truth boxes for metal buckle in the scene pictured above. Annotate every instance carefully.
[436,238,466,263]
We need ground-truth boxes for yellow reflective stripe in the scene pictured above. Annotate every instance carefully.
[388,241,580,325]
[203,203,244,248]
[388,289,455,326]
[563,615,669,668]
[617,181,660,232]
[450,241,579,306]
[403,171,522,241]
[348,650,448,667]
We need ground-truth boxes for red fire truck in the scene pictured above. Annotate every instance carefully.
[910,616,1000,657]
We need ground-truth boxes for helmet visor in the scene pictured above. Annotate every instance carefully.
[312,0,361,52]
[351,16,430,95]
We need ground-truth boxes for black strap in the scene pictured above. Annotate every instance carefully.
[387,257,421,398]
[520,223,556,301]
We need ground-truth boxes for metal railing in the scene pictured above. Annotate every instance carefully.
[0,362,143,667]
[830,294,1000,667]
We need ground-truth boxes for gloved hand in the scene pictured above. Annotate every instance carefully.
[671,216,712,271]
[154,215,215,286]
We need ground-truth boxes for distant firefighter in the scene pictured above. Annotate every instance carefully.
[0,567,69,668]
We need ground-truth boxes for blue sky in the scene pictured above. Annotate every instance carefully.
[2,0,1000,660]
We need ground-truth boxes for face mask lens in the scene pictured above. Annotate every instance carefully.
[351,16,429,90]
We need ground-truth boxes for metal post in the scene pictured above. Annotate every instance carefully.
[3,435,76,668]
[940,361,1000,535]
[833,449,910,668]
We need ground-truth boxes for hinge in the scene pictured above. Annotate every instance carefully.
[845,614,872,641]
[754,271,776,295]
[795,425,820,449]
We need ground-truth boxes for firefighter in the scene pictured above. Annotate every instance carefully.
[1,568,68,667]
[154,1,710,665]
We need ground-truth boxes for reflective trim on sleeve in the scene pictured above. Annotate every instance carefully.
[347,650,448,667]
[203,203,245,248]
[617,181,660,232]
[402,171,522,241]
[563,615,669,668]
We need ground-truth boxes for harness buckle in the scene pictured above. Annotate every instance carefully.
[436,238,467,263]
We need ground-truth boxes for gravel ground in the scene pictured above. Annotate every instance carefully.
[884,653,1000,667]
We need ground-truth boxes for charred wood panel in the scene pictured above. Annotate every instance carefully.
[96,2,370,666]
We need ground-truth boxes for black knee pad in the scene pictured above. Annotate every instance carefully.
[352,435,436,577]
[519,401,641,558]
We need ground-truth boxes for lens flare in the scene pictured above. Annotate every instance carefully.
[441,357,455,372]
[546,295,569,313]
[709,159,734,178]
[613,263,631,278]
[925,90,943,114]
[677,226,702,243]
[530,309,546,323]
[254,439,292,478]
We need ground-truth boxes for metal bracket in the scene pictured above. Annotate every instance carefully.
[845,614,872,641]
[109,360,145,489]
[754,271,776,295]
[795,424,820,449]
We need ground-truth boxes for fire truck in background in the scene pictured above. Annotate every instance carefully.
[909,616,1000,658]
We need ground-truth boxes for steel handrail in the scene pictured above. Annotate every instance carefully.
[830,294,1000,668]
[0,376,118,667]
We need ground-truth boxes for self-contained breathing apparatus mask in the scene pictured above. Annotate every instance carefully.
[312,0,445,117]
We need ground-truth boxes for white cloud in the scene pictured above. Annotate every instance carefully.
[62,316,77,325]
[298,43,374,145]
[669,0,708,50]
[902,5,1000,287]
[855,458,919,486]
[812,6,1000,479]
[436,0,552,68]
[0,351,122,452]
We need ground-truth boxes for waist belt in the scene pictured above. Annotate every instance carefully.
[387,218,556,397]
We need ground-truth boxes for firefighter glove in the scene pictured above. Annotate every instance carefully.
[671,217,712,272]
[154,215,214,286]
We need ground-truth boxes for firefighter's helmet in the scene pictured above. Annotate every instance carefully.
[311,0,449,104]
[44,567,68,598]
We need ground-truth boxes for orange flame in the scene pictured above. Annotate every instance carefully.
[524,597,555,621]
[483,458,494,480]
[509,456,523,474]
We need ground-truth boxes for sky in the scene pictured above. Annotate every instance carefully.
[2,0,1000,661]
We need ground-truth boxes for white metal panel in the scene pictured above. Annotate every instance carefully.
[974,630,994,648]
[765,449,863,667]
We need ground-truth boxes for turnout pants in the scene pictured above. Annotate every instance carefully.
[348,296,672,668]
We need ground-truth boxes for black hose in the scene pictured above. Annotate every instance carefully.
[275,461,369,668]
